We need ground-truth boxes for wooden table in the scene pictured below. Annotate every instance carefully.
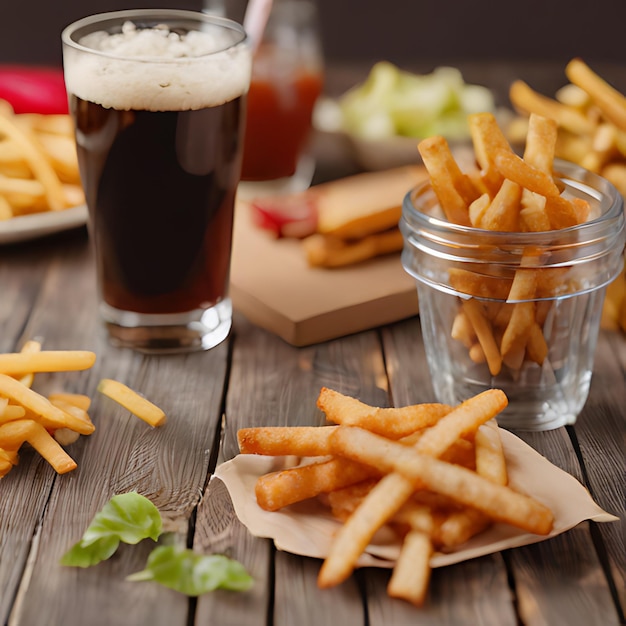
[1,61,625,626]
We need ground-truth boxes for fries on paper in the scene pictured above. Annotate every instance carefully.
[237,387,554,607]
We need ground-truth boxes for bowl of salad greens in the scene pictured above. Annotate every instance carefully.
[314,62,499,170]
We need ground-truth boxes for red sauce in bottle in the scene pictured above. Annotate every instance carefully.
[241,48,323,181]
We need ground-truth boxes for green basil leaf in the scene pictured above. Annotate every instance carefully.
[127,545,254,596]
[60,492,162,567]
[60,535,120,568]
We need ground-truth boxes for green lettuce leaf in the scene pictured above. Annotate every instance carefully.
[60,492,162,567]
[127,545,254,596]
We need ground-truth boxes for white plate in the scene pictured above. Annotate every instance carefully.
[0,204,88,245]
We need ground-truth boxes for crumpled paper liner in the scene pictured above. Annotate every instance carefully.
[214,429,617,568]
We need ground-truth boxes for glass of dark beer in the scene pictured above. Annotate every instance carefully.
[61,10,251,352]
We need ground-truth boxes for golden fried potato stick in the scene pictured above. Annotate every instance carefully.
[0,373,91,433]
[509,80,595,136]
[47,397,94,435]
[523,113,558,173]
[0,405,26,424]
[493,150,561,198]
[97,379,166,427]
[255,457,376,511]
[47,392,91,412]
[468,112,513,196]
[474,420,507,486]
[0,112,66,211]
[15,339,42,388]
[418,135,481,206]
[0,419,77,474]
[0,350,96,375]
[461,299,502,376]
[238,425,338,457]
[520,191,551,232]
[479,179,522,231]
[330,426,553,534]
[317,387,452,438]
[565,58,626,132]
[418,137,472,226]
[436,506,491,548]
[318,390,508,587]
[387,529,433,607]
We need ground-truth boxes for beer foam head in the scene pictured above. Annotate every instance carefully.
[63,20,251,111]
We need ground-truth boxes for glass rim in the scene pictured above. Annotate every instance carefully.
[61,9,248,62]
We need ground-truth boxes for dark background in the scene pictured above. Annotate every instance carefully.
[2,0,625,68]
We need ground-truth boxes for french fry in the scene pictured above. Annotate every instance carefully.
[47,392,91,411]
[461,299,502,376]
[238,425,338,457]
[317,387,452,438]
[255,457,376,511]
[467,112,513,196]
[0,373,80,428]
[329,426,553,535]
[0,350,96,375]
[418,136,472,226]
[97,378,166,427]
[474,420,507,486]
[0,102,83,218]
[0,405,27,424]
[565,58,626,132]
[418,135,481,206]
[509,79,595,135]
[387,529,433,607]
[15,339,42,388]
[0,419,77,474]
[493,150,560,198]
[479,179,522,231]
[0,111,66,211]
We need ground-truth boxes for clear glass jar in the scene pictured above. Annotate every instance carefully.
[401,160,625,430]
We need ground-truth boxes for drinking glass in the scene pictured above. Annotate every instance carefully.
[62,10,251,353]
[401,160,625,430]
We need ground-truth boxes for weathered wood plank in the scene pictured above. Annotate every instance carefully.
[511,427,620,625]
[566,330,626,619]
[194,477,272,626]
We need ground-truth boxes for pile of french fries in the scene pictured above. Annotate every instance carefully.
[506,58,626,332]
[0,99,84,220]
[508,58,626,197]
[0,341,96,477]
[237,387,554,607]
[0,343,166,479]
[417,110,597,374]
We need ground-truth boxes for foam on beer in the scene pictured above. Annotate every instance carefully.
[63,22,251,111]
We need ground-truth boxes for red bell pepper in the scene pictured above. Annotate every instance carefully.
[0,65,68,114]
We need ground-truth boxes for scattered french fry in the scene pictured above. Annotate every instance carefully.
[97,379,166,428]
[0,350,96,375]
